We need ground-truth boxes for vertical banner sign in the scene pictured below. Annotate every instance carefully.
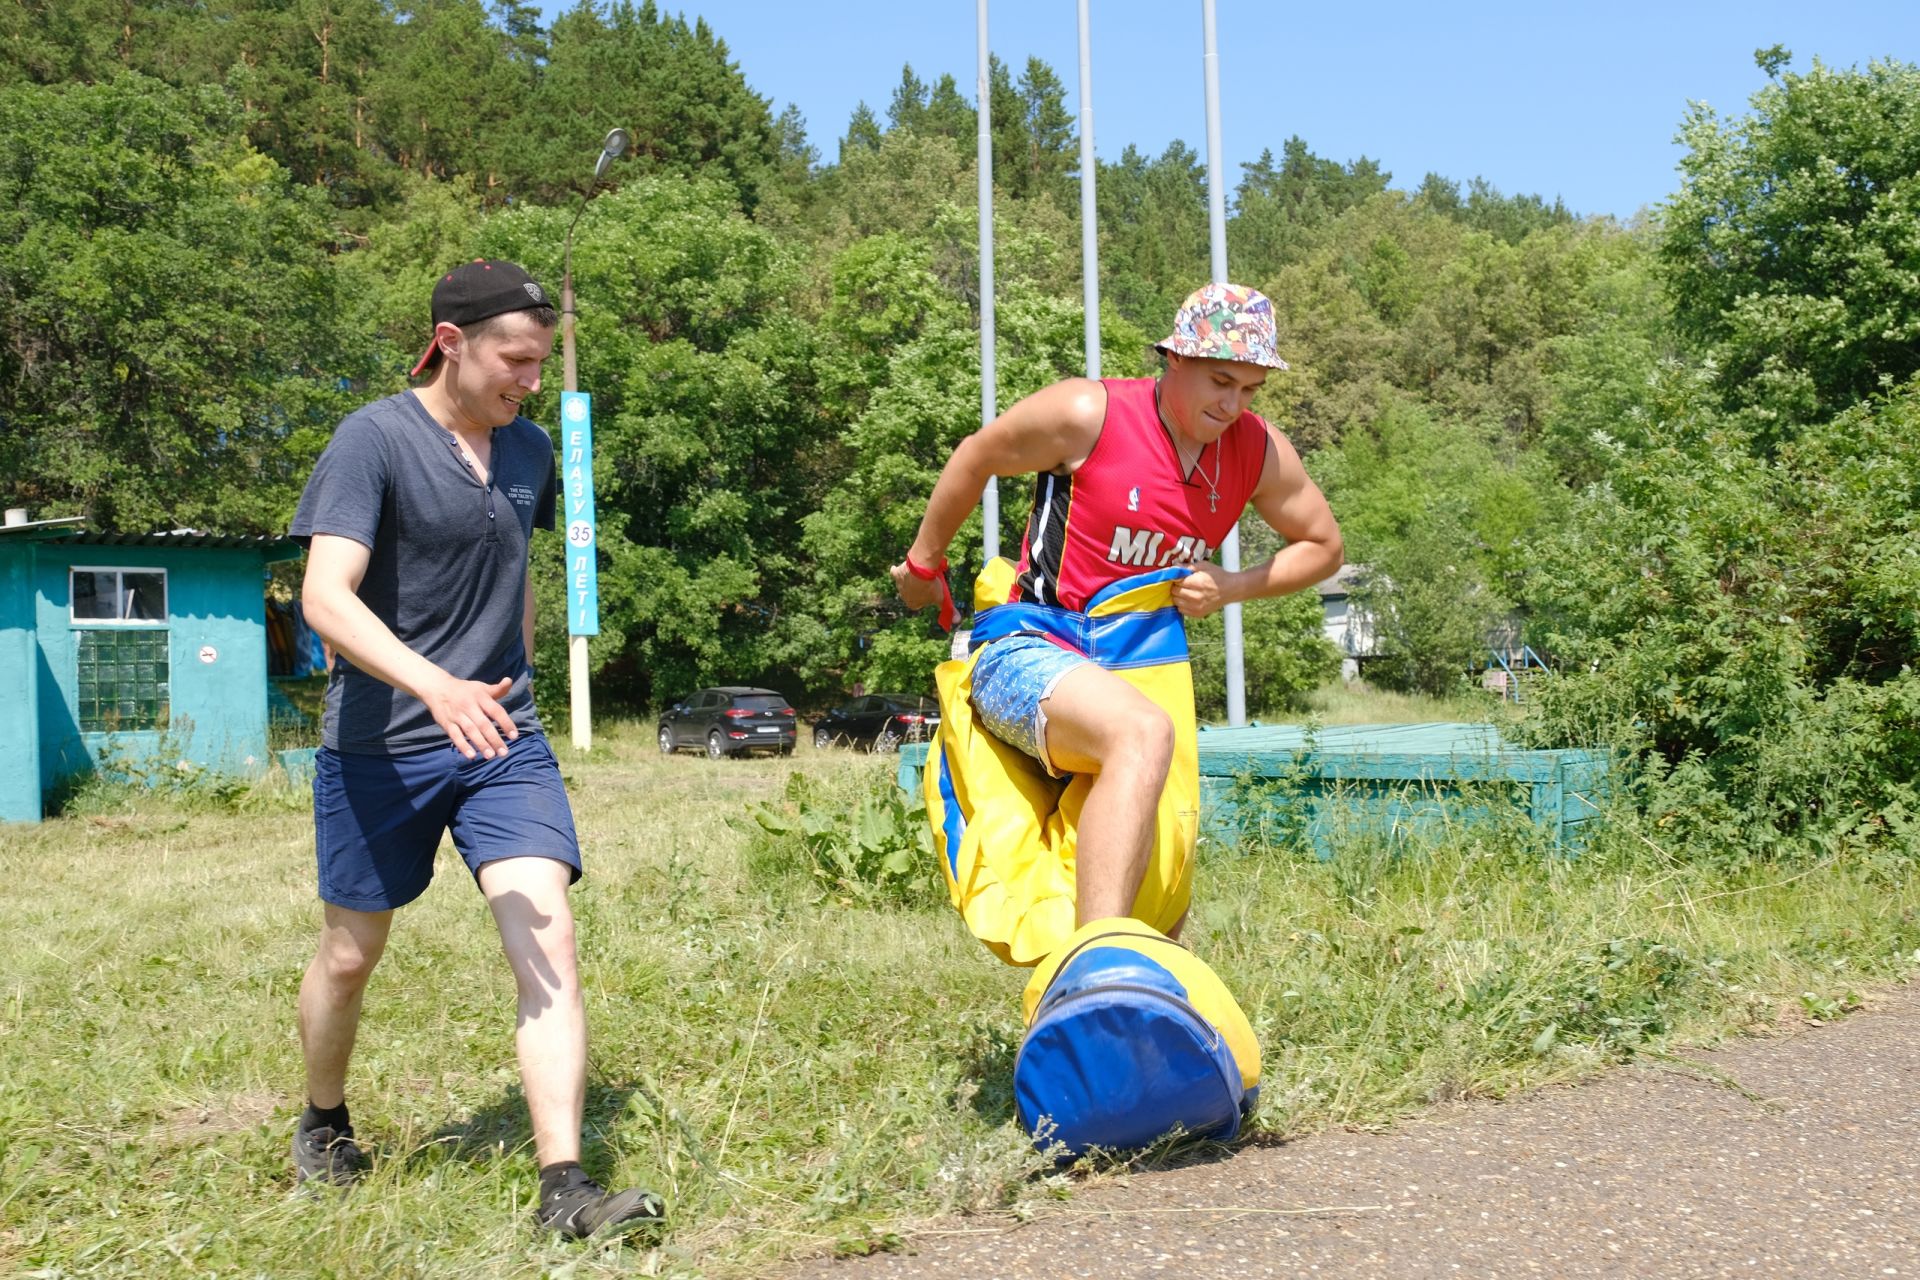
[561,392,599,636]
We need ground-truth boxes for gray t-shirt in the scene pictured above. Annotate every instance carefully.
[291,390,557,754]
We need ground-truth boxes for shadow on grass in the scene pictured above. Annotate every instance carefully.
[422,1080,641,1173]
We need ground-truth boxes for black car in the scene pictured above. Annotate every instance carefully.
[658,687,797,758]
[811,694,940,753]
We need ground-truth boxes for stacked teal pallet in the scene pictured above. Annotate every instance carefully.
[1194,721,1611,855]
[897,722,1613,856]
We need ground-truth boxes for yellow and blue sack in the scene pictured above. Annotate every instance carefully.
[1015,917,1261,1156]
[924,562,1202,966]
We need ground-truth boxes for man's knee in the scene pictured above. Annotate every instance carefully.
[483,868,581,1000]
[1142,706,1175,769]
[514,911,577,971]
[313,929,385,992]
[1111,704,1174,779]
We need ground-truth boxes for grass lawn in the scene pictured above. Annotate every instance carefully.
[3,709,1918,1278]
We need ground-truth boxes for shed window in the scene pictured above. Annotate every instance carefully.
[77,629,169,732]
[71,568,167,622]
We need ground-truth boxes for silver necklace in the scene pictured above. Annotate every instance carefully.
[1177,438,1224,512]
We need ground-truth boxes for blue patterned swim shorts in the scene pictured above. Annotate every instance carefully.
[969,634,1090,775]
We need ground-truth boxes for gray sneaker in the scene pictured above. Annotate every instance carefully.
[536,1178,666,1240]
[292,1123,368,1188]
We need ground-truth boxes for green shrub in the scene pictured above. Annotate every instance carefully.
[1522,380,1920,859]
[745,767,943,908]
[46,721,305,818]
[1350,516,1507,698]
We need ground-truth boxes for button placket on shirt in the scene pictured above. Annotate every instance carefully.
[444,432,501,542]
[483,433,505,541]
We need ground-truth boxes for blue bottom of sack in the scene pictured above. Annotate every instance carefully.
[1014,948,1249,1157]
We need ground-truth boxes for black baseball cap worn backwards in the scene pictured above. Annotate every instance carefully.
[410,259,553,378]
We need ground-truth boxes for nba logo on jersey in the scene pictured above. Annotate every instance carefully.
[1127,486,1140,512]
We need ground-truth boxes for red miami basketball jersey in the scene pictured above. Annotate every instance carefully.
[1011,378,1269,612]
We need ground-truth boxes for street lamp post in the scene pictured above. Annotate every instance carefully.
[561,128,631,397]
[560,127,630,752]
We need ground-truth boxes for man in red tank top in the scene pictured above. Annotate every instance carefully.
[893,283,1343,934]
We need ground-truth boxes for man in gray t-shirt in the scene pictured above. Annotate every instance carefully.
[286,259,662,1240]
[293,386,554,752]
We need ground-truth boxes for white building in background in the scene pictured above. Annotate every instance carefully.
[1314,563,1376,681]
[1311,564,1546,699]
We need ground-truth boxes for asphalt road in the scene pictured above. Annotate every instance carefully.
[783,985,1920,1279]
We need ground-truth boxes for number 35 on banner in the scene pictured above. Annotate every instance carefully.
[561,392,599,636]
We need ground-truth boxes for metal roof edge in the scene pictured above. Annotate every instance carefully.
[1,526,301,559]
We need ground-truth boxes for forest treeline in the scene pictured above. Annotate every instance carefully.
[2,6,1915,857]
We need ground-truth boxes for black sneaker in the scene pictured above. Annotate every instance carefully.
[537,1177,666,1240]
[292,1123,368,1188]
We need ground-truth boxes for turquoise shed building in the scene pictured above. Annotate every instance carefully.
[0,512,300,824]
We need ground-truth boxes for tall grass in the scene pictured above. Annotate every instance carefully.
[2,720,1916,1277]
[1297,677,1522,726]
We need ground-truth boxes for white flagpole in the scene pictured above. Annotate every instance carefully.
[977,0,999,564]
[1201,0,1247,726]
[1078,0,1099,378]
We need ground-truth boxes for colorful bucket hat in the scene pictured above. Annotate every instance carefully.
[1154,282,1288,370]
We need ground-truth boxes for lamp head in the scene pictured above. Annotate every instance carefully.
[593,128,632,181]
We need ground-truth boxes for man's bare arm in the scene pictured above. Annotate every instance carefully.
[1170,426,1343,617]
[895,378,1107,607]
[302,533,519,759]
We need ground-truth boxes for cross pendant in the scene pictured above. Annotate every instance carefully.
[1209,489,1219,513]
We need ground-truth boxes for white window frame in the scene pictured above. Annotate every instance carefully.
[69,565,169,626]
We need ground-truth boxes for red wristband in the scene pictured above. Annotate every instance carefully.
[904,552,949,581]
[903,552,956,633]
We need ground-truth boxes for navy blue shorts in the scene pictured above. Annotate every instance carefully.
[313,730,582,911]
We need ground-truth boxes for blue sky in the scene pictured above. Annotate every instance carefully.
[536,2,1917,219]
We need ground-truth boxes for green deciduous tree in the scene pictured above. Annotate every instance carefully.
[815,127,967,246]
[1536,238,1680,487]
[1350,518,1508,698]
[1524,378,1920,856]
[474,175,828,707]
[0,74,365,533]
[1662,52,1920,442]
[799,279,1151,692]
[813,233,965,419]
[1258,195,1643,451]
[1312,398,1565,694]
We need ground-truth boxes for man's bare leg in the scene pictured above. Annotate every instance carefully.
[298,903,394,1108]
[1040,664,1176,926]
[478,856,586,1166]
